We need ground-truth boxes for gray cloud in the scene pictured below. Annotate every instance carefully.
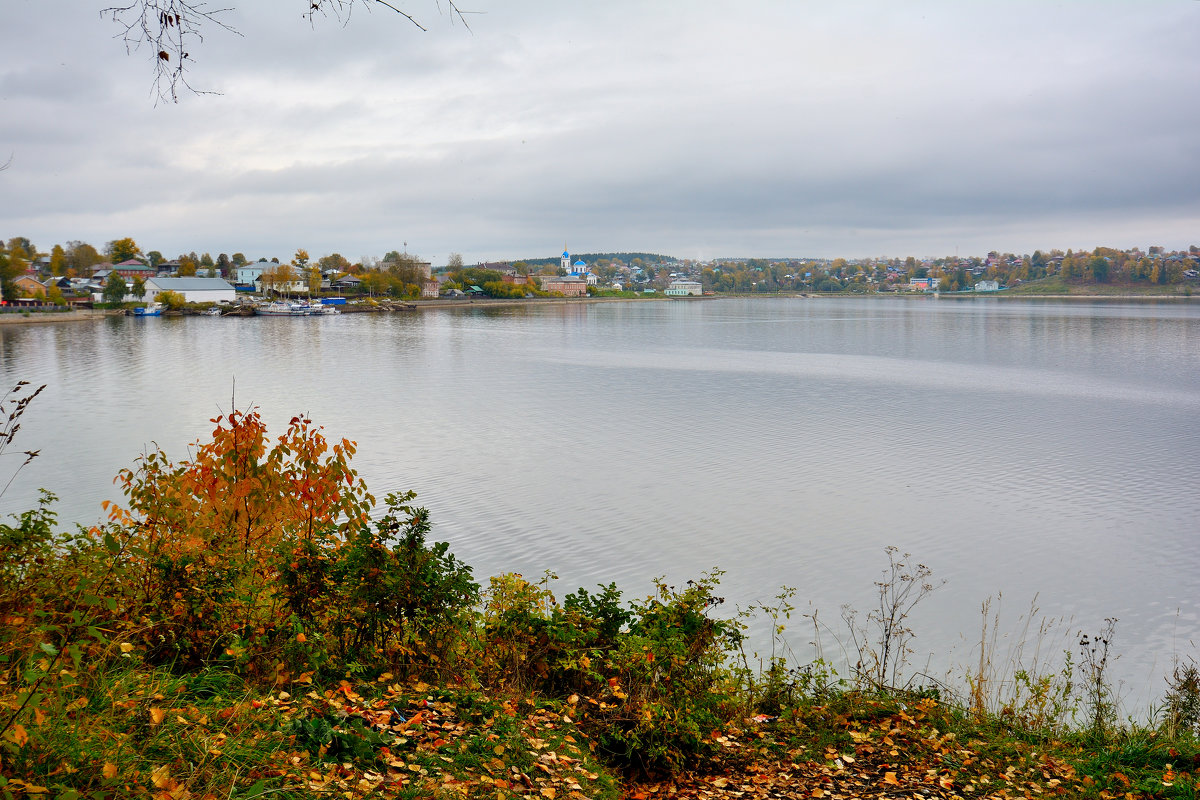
[1,1,1197,263]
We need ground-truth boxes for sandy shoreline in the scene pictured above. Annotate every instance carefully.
[0,308,118,325]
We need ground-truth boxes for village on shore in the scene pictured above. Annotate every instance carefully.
[3,237,1200,315]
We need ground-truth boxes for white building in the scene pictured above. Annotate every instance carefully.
[974,280,1000,292]
[145,277,237,304]
[665,279,703,296]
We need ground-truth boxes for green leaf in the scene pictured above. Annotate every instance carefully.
[233,779,268,798]
[104,531,120,553]
[39,642,59,657]
[105,597,118,612]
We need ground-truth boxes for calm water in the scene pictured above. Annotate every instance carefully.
[2,297,1198,710]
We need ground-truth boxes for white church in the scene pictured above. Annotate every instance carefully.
[561,250,598,286]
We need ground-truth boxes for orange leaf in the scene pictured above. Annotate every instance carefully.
[883,772,900,786]
[149,707,166,725]
[10,723,29,747]
[103,762,119,779]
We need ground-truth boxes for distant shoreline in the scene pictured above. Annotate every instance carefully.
[744,291,1200,301]
[2,291,1196,326]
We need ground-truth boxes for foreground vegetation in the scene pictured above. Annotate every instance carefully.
[2,383,1198,798]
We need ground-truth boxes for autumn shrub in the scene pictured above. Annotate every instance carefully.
[276,491,479,680]
[578,573,745,775]
[481,572,569,691]
[482,573,548,678]
[96,410,373,673]
[93,408,480,681]
[480,573,631,695]
[478,571,746,774]
[155,289,186,310]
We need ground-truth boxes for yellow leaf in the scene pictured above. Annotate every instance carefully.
[540,789,556,799]
[120,642,135,653]
[10,781,48,795]
[149,707,166,725]
[103,762,119,779]
[151,764,172,789]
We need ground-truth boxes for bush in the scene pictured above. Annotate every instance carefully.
[482,281,528,299]
[277,491,479,680]
[155,290,186,310]
[94,408,478,682]
[585,573,744,774]
[478,571,745,775]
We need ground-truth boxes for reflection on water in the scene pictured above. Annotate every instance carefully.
[2,297,1199,709]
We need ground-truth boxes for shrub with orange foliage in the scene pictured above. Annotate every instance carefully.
[96,408,476,675]
[107,409,374,563]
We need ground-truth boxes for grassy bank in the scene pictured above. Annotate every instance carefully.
[2,386,1198,798]
[999,277,1195,297]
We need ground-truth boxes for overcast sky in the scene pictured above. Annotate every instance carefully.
[2,1,1198,265]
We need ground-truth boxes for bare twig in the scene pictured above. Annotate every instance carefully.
[102,1,239,104]
[103,1,476,103]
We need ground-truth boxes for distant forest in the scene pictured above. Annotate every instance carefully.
[512,252,674,267]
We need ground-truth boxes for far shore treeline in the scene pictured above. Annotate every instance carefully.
[2,235,1199,308]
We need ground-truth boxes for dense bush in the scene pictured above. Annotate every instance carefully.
[479,570,745,774]
[277,491,479,679]
[1,408,479,684]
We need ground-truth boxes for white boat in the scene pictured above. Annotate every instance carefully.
[292,300,340,316]
[255,301,307,316]
[254,300,339,316]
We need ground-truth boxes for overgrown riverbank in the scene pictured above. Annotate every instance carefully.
[2,383,1198,798]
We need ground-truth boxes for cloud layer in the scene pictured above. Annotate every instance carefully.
[2,1,1197,264]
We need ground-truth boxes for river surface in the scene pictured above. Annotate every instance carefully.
[2,296,1198,712]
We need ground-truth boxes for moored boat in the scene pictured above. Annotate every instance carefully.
[255,301,307,316]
